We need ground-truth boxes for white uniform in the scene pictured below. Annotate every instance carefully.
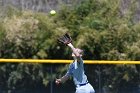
[65,57,95,93]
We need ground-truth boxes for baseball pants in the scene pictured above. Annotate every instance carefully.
[76,83,95,93]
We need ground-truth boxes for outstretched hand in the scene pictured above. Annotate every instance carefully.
[57,33,83,58]
[55,78,61,85]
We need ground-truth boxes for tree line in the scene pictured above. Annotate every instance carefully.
[0,0,139,92]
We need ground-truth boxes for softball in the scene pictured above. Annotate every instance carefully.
[50,10,56,15]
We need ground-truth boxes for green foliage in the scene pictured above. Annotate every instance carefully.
[0,0,140,92]
[0,63,47,92]
[57,0,139,61]
[56,0,140,92]
[0,23,5,45]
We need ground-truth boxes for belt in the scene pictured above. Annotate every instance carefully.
[77,82,88,87]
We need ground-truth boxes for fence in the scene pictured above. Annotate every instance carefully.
[0,59,140,93]
[0,59,140,64]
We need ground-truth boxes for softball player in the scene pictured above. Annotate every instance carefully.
[56,33,95,93]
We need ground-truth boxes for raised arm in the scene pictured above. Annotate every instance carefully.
[67,43,81,57]
[57,33,83,60]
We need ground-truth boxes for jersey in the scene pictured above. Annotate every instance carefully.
[65,57,88,86]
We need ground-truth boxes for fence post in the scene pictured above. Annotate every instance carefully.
[50,64,53,93]
[98,66,101,93]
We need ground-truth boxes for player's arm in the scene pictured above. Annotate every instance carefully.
[55,75,69,85]
[67,43,81,57]
[67,43,81,61]
[57,33,82,61]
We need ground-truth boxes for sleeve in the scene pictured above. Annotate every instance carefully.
[78,57,84,64]
[79,57,84,68]
[65,64,73,77]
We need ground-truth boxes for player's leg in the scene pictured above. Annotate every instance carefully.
[75,86,87,93]
[75,84,95,93]
[87,83,95,93]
